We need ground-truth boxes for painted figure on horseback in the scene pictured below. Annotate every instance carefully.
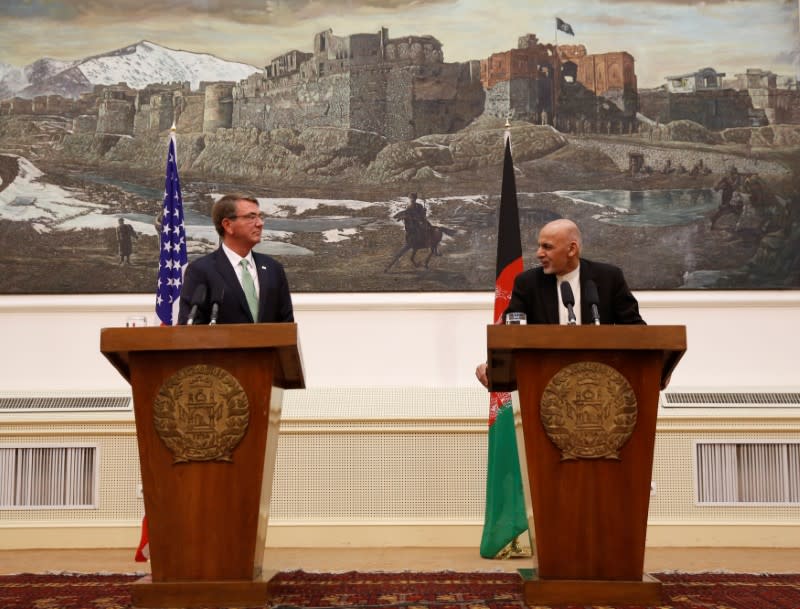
[399,193,428,244]
[386,193,456,271]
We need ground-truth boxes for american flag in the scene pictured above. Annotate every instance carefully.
[137,131,187,562]
[155,131,187,326]
[134,516,149,562]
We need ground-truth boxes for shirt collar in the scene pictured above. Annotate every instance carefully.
[557,265,580,285]
[222,243,255,270]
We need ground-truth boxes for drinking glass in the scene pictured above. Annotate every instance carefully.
[505,312,527,325]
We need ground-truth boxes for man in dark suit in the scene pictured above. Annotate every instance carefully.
[475,218,643,386]
[178,194,294,325]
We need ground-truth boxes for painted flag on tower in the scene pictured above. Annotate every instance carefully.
[556,17,575,36]
[479,133,529,558]
[155,129,187,326]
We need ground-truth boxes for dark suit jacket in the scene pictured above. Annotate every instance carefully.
[505,258,644,325]
[178,247,294,325]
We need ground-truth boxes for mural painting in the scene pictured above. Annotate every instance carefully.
[1,0,799,293]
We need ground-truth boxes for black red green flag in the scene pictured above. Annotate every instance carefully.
[479,133,529,558]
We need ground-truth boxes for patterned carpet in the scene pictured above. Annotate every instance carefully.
[0,570,799,609]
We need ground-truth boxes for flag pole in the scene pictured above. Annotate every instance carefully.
[554,19,558,130]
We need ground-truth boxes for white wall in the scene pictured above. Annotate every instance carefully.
[0,291,798,393]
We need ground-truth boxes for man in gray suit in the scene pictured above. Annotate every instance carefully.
[178,194,294,325]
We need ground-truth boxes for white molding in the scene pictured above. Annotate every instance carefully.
[1,290,799,313]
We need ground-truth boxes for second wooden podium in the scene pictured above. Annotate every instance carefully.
[101,323,304,608]
[487,324,686,606]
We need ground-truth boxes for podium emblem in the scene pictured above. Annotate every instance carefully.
[153,364,250,463]
[540,361,636,460]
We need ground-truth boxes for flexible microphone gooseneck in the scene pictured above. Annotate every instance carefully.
[560,281,577,326]
[186,284,207,325]
[209,285,225,326]
[585,279,601,326]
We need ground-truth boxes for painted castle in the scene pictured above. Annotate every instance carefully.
[2,28,798,140]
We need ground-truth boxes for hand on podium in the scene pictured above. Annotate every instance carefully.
[475,362,489,388]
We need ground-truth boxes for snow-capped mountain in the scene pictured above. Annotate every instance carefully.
[1,41,261,100]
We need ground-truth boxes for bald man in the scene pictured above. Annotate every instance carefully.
[476,219,644,386]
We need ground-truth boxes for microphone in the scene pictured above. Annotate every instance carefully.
[560,281,577,326]
[186,284,207,325]
[209,284,224,326]
[585,279,601,326]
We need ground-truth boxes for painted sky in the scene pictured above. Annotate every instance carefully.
[0,0,798,88]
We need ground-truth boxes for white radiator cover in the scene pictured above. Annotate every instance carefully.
[1,388,799,549]
[695,441,800,504]
[0,444,98,509]
[661,390,800,408]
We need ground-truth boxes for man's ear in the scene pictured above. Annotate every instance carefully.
[568,241,578,257]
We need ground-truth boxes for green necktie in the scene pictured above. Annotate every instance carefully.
[239,259,259,322]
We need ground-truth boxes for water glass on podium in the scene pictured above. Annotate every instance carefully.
[505,312,527,325]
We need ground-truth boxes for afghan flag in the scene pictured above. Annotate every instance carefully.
[479,133,529,558]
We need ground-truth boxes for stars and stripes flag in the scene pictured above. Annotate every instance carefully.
[479,131,529,558]
[134,516,150,562]
[136,129,186,563]
[154,129,187,326]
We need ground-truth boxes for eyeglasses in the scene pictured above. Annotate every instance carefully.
[228,212,267,222]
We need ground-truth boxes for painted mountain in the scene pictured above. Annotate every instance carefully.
[0,41,261,100]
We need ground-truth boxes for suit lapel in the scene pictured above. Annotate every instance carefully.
[580,260,600,324]
[253,254,270,322]
[541,274,559,324]
[578,259,591,324]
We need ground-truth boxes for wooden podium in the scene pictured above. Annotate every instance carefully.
[487,324,686,606]
[101,323,304,608]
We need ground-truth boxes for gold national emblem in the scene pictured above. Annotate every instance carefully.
[540,361,637,460]
[153,364,250,463]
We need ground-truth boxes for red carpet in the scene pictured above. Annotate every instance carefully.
[1,570,799,608]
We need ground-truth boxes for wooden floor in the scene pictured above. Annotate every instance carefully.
[1,547,799,575]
